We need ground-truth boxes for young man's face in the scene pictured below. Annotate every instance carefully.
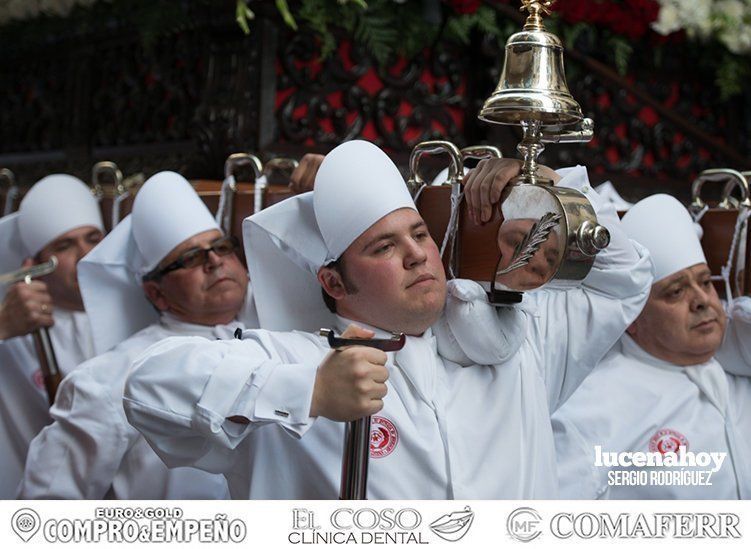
[144,229,248,326]
[627,263,726,365]
[36,225,104,311]
[320,208,447,336]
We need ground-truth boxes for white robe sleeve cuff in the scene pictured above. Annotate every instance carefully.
[229,360,319,438]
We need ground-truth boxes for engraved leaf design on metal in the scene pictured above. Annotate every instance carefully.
[495,211,562,277]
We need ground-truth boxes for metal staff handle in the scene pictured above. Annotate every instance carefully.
[1,168,19,217]
[319,328,406,500]
[1,257,62,405]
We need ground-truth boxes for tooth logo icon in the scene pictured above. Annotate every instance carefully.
[12,508,41,542]
[429,506,474,542]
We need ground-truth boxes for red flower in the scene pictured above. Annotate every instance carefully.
[444,0,482,15]
[552,0,660,39]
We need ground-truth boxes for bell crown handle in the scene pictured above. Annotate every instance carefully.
[407,140,463,195]
[521,0,556,31]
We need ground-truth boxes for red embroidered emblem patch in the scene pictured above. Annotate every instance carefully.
[370,416,398,458]
[32,369,45,391]
[649,428,689,455]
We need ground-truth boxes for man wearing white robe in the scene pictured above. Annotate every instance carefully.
[124,140,652,499]
[0,175,104,498]
[18,172,256,499]
[553,194,751,499]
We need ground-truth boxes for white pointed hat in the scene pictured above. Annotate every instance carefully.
[17,174,104,257]
[78,171,221,354]
[245,140,416,331]
[621,193,706,282]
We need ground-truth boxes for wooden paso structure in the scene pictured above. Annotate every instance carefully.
[189,153,299,263]
[688,169,751,298]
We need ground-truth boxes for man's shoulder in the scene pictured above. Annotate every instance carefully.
[240,328,327,355]
[71,323,168,387]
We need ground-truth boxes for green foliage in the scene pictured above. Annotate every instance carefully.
[280,0,507,66]
[716,53,750,102]
[608,35,634,76]
[236,0,254,35]
[445,5,500,45]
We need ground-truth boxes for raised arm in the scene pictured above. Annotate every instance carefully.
[449,162,653,411]
[716,296,751,377]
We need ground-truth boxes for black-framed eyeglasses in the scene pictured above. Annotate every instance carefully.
[143,235,239,282]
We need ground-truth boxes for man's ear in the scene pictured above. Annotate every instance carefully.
[626,318,638,337]
[317,267,346,301]
[142,281,169,312]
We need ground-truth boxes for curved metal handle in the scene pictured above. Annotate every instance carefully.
[407,140,463,194]
[460,145,503,162]
[0,167,16,188]
[263,157,299,178]
[91,161,123,199]
[223,153,263,187]
[691,169,750,211]
[540,118,595,144]
[725,171,751,209]
[1,168,18,216]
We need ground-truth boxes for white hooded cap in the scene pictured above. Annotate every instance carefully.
[132,171,219,274]
[245,140,416,331]
[78,171,221,354]
[621,193,706,283]
[18,174,104,257]
[314,140,416,263]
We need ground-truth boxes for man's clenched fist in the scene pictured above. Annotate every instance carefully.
[310,324,389,422]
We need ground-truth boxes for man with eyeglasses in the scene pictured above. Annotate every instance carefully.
[18,171,254,499]
[0,174,104,498]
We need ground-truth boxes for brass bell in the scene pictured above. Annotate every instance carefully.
[475,0,608,299]
[479,1,582,128]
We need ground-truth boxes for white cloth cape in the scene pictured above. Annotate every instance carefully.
[78,171,222,355]
[552,325,751,499]
[0,309,94,498]
[18,315,246,499]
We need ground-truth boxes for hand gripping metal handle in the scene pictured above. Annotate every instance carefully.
[1,257,62,405]
[319,328,406,500]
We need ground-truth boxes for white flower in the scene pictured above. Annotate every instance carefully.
[715,0,746,21]
[652,3,682,35]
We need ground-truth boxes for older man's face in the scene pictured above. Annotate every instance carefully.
[628,263,726,365]
[144,229,248,325]
[323,208,447,336]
